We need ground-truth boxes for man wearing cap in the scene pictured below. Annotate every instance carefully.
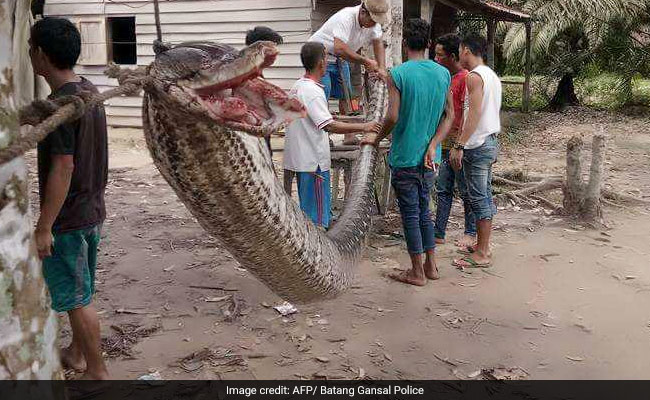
[308,0,389,145]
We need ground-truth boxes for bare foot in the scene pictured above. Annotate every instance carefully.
[457,245,492,258]
[388,270,427,287]
[424,262,440,280]
[435,238,446,245]
[80,369,109,380]
[61,346,86,372]
[454,235,476,248]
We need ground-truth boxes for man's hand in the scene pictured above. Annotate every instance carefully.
[363,121,381,133]
[35,227,53,260]
[450,148,464,172]
[375,68,388,82]
[424,145,439,171]
[364,58,379,72]
[360,132,378,146]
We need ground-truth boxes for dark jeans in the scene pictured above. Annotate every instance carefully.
[463,135,499,221]
[391,166,436,255]
[434,149,477,240]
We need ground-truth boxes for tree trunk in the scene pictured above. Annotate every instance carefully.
[387,0,404,68]
[0,0,63,381]
[549,73,580,111]
[581,134,605,223]
[563,135,584,215]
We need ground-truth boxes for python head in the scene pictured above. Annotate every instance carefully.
[148,41,305,136]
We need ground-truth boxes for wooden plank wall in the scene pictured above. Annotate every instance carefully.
[311,0,357,31]
[45,0,312,127]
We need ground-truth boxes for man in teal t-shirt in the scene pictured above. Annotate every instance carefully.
[389,53,449,168]
[363,18,454,286]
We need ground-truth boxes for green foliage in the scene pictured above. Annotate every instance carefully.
[501,74,650,110]
[578,74,650,108]
[595,3,650,104]
[501,0,649,107]
[500,76,555,110]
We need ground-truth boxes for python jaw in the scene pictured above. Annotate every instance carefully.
[151,41,305,135]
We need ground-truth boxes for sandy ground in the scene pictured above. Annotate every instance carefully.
[28,109,650,380]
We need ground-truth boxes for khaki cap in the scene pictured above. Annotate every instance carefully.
[363,0,390,25]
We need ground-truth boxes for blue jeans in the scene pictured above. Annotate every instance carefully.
[322,60,352,100]
[435,149,477,239]
[391,166,436,255]
[463,135,499,221]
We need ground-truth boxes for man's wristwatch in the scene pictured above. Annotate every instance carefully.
[452,141,465,150]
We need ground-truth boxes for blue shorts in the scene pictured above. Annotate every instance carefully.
[296,167,331,228]
[42,225,102,312]
[321,61,352,100]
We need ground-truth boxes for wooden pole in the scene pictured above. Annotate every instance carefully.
[153,0,162,42]
[523,21,532,112]
[486,18,496,68]
[387,0,404,67]
[421,0,431,59]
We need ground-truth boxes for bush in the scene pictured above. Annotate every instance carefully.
[500,76,550,111]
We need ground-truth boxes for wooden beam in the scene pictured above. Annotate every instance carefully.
[486,18,496,68]
[421,0,432,59]
[387,0,404,67]
[523,21,532,112]
[421,0,431,22]
[153,0,162,41]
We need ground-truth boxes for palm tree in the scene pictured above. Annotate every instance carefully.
[502,0,646,110]
[598,2,650,104]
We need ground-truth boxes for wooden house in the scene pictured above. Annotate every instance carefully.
[43,0,530,127]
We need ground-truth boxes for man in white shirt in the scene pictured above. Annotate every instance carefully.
[449,34,502,270]
[284,42,378,228]
[308,0,388,145]
[245,26,284,160]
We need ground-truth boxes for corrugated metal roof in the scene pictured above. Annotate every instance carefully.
[438,0,531,22]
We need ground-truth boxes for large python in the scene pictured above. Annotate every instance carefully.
[142,41,387,303]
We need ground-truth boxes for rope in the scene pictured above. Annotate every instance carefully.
[0,66,148,165]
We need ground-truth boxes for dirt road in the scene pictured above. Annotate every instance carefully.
[32,109,650,380]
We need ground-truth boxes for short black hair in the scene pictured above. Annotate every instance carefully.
[31,17,81,70]
[403,19,430,51]
[436,33,461,59]
[245,26,283,46]
[300,42,325,72]
[460,33,488,57]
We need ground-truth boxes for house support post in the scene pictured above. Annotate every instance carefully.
[486,18,496,68]
[523,21,532,112]
[387,0,403,67]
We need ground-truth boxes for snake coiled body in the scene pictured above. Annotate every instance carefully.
[142,42,387,303]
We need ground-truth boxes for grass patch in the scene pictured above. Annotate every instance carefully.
[499,74,650,111]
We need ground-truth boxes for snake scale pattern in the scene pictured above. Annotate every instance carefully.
[141,41,387,303]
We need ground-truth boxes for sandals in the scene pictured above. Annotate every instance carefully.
[453,256,492,269]
[457,245,476,256]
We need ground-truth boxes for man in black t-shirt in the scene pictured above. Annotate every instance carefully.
[29,17,109,380]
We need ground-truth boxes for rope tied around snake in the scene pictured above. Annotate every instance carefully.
[0,64,149,165]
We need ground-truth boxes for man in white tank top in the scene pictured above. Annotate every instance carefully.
[449,34,501,269]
